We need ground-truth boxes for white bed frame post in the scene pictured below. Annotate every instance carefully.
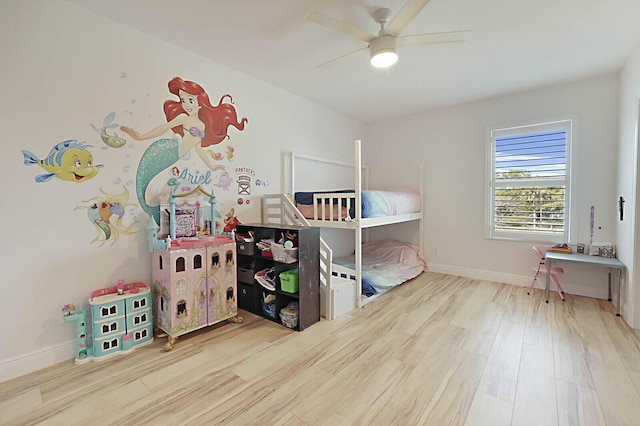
[419,159,424,256]
[355,140,363,307]
[290,151,296,204]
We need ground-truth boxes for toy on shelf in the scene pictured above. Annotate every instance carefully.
[62,280,153,364]
[148,185,232,253]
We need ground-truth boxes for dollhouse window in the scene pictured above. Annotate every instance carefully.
[159,255,163,270]
[211,252,220,268]
[101,305,118,317]
[194,254,203,269]
[177,300,187,316]
[102,323,116,333]
[226,250,234,265]
[135,329,148,341]
[134,313,147,325]
[133,298,147,309]
[176,257,186,272]
[102,338,119,351]
[226,287,234,301]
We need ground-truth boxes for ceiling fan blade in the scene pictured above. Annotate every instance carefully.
[386,0,433,36]
[397,30,469,47]
[316,47,368,70]
[308,11,375,43]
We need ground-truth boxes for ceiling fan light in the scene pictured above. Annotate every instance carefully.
[371,50,398,68]
[370,35,398,68]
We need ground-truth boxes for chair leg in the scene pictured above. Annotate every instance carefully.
[528,271,539,295]
[550,275,565,301]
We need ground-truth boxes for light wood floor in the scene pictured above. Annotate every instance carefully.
[2,271,640,425]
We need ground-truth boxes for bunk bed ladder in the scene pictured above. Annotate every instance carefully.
[261,194,309,226]
[319,237,332,318]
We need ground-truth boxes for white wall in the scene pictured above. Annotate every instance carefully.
[0,0,363,381]
[365,74,621,299]
[617,44,640,326]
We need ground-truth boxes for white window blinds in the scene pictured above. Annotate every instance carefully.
[487,120,572,242]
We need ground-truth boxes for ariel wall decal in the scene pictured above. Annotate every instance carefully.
[119,76,248,225]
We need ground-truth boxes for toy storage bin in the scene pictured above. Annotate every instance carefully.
[271,243,298,264]
[238,267,254,284]
[279,303,299,329]
[261,292,276,320]
[236,241,254,256]
[279,268,299,293]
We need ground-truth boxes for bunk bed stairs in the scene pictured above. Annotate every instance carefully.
[262,194,357,319]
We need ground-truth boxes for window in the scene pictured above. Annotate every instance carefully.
[135,329,148,341]
[176,257,185,272]
[134,313,147,325]
[486,119,573,242]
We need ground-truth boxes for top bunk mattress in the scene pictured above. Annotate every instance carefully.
[295,189,421,220]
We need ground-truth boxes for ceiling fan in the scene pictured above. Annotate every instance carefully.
[308,0,467,69]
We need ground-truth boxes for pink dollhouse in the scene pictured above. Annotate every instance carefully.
[149,186,242,350]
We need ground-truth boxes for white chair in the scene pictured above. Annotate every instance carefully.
[528,246,565,301]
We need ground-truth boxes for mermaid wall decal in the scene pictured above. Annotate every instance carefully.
[120,77,248,225]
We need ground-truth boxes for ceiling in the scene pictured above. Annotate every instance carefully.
[70,0,640,123]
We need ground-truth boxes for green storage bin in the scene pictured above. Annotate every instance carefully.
[280,268,299,293]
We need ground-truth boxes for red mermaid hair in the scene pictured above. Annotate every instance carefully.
[163,77,248,147]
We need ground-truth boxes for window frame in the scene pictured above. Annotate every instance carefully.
[485,118,575,243]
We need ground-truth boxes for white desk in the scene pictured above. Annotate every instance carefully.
[545,251,625,316]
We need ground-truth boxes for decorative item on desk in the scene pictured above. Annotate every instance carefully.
[590,242,616,258]
[577,243,585,254]
[551,243,572,254]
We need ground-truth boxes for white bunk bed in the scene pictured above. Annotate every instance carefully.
[262,139,425,315]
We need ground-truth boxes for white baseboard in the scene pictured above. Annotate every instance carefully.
[0,340,75,383]
[427,263,608,299]
[428,263,531,286]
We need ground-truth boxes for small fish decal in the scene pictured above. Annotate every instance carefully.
[91,112,126,148]
[75,186,138,247]
[226,146,235,161]
[213,170,232,191]
[88,202,112,240]
[21,140,103,183]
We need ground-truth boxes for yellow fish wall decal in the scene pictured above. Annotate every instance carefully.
[22,139,103,183]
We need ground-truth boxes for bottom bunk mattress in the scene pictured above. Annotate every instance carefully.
[333,240,428,297]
